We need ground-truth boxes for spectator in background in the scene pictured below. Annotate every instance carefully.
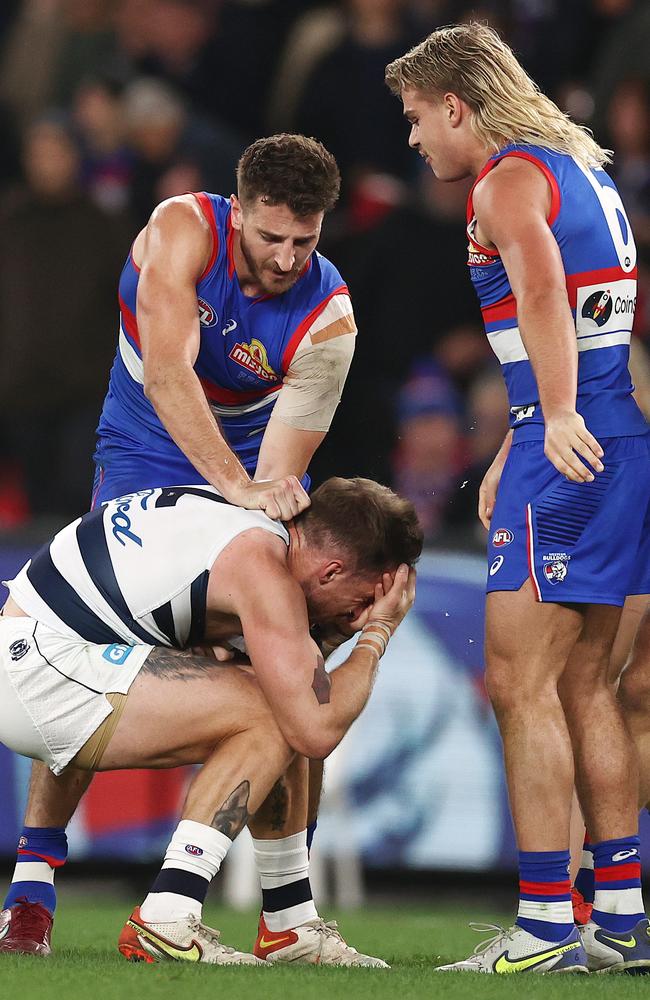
[607,79,650,243]
[447,367,509,540]
[73,74,134,215]
[0,115,130,521]
[292,0,424,207]
[130,0,304,142]
[122,77,242,226]
[310,171,483,487]
[392,360,465,543]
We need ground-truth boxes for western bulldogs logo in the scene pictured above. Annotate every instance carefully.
[185,844,204,856]
[9,639,30,661]
[543,559,569,585]
[492,528,514,547]
[581,290,612,328]
[198,297,217,328]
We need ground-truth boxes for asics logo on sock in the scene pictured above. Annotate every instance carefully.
[493,941,581,973]
[612,849,638,862]
[0,923,9,941]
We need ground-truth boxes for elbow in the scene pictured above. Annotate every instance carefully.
[285,727,340,761]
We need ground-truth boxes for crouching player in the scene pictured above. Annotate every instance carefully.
[0,478,420,964]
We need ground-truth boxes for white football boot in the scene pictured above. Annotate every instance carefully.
[118,906,264,965]
[254,914,389,967]
[435,922,589,974]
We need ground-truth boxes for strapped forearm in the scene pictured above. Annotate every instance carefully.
[311,621,393,757]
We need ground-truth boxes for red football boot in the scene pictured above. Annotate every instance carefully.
[0,898,53,956]
[572,886,593,926]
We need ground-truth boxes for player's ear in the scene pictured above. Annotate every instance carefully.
[320,560,343,585]
[230,194,243,229]
[443,92,463,127]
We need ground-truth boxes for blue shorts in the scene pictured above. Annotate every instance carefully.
[487,434,650,606]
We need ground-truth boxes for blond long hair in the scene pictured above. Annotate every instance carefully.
[385,22,611,168]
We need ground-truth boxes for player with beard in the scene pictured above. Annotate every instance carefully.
[0,478,421,964]
[1,134,364,963]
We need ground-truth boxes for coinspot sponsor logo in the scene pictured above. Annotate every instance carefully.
[581,289,613,327]
[492,528,514,548]
[185,844,204,856]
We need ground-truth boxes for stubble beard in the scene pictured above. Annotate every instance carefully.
[239,229,301,295]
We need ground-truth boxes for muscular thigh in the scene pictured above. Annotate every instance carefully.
[99,647,271,770]
[486,580,583,686]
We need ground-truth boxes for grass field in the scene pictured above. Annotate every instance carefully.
[3,896,650,1000]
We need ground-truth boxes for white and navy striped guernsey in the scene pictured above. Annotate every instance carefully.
[6,486,289,649]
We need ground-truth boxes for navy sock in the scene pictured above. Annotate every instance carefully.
[306,820,317,854]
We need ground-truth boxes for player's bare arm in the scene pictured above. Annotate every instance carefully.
[255,421,326,482]
[474,159,604,483]
[134,195,308,521]
[478,428,513,530]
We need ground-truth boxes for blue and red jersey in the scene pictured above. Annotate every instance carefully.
[94,193,348,493]
[466,144,647,439]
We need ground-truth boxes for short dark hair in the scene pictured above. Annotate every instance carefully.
[300,477,423,572]
[237,134,341,216]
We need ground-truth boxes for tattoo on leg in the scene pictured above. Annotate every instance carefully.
[141,647,228,681]
[268,780,289,832]
[211,780,250,839]
[312,653,331,705]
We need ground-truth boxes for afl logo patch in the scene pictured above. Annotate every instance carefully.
[492,528,514,547]
[581,289,612,328]
[198,298,218,327]
[185,844,204,856]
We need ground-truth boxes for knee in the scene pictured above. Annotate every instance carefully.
[485,654,558,718]
[484,658,525,716]
[619,657,650,716]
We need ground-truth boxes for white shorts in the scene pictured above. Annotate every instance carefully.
[0,616,152,774]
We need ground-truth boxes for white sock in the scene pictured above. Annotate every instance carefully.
[253,829,319,932]
[140,820,231,923]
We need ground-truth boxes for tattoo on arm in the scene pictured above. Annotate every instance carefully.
[311,653,331,705]
[211,780,250,839]
[141,646,229,680]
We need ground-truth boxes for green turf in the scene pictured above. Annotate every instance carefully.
[2,896,649,1000]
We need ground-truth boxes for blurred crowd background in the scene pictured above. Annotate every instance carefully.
[0,0,649,547]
